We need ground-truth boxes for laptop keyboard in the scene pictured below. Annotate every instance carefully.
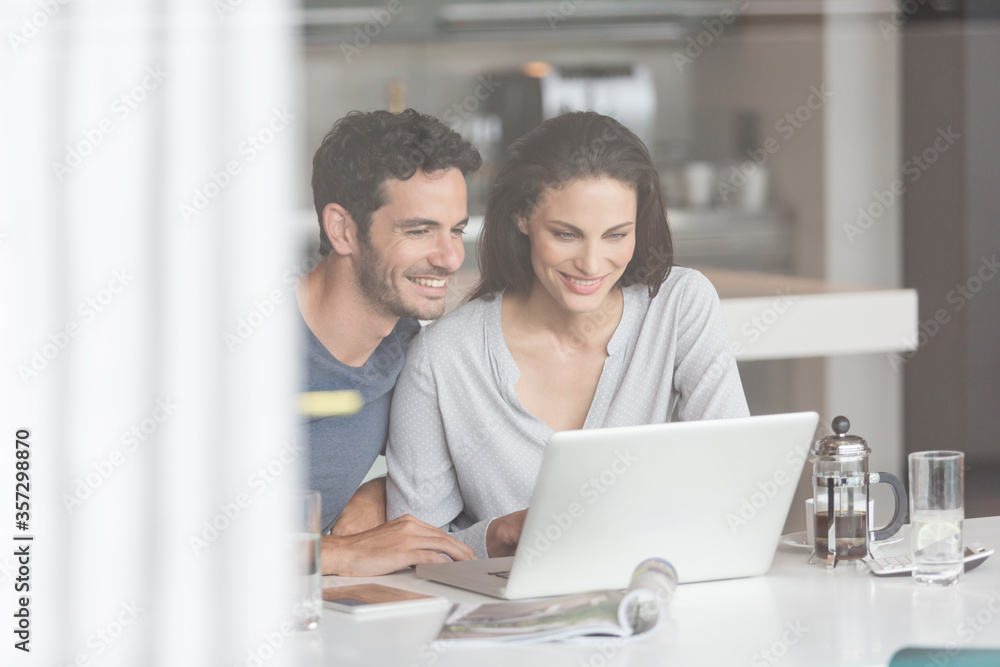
[488,570,511,580]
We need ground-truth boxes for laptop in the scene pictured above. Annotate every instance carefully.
[416,411,819,599]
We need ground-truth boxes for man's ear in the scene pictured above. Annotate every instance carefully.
[323,204,357,256]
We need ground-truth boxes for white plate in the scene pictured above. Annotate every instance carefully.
[779,531,904,550]
[779,531,811,549]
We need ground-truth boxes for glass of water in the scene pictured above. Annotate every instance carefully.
[908,451,964,586]
[287,490,322,630]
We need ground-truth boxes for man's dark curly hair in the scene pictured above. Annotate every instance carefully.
[311,109,482,256]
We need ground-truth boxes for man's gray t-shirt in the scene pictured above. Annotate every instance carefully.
[302,313,420,532]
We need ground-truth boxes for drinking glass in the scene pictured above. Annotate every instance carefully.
[908,451,964,586]
[288,490,322,629]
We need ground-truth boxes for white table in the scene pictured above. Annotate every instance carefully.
[308,516,1000,667]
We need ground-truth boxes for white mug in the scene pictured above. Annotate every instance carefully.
[684,162,716,208]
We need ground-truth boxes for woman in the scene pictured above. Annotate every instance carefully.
[385,112,749,560]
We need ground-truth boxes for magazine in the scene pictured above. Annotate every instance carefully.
[434,558,677,645]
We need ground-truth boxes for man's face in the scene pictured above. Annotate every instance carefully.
[355,168,468,320]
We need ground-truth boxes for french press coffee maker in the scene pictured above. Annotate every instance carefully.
[810,416,907,568]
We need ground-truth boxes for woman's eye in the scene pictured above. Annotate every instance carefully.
[555,232,575,240]
[607,233,628,240]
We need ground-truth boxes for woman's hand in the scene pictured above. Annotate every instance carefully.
[486,509,528,557]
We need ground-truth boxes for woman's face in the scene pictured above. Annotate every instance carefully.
[518,177,637,314]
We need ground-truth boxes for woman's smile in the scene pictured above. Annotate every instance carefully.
[518,177,637,314]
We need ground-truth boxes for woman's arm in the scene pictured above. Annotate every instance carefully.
[485,509,527,557]
[385,333,500,558]
[672,272,751,420]
[385,334,459,518]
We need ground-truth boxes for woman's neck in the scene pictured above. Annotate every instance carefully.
[505,282,625,347]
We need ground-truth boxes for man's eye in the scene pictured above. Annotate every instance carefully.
[452,227,467,237]
[407,229,430,238]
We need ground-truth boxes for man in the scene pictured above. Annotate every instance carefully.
[298,109,481,575]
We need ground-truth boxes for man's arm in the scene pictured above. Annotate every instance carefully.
[321,514,476,576]
[330,476,386,536]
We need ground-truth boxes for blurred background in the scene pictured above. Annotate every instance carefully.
[294,0,1000,521]
[2,1,997,665]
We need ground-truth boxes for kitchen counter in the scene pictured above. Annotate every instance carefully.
[701,268,918,361]
[448,267,918,362]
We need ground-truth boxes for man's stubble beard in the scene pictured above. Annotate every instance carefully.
[355,234,446,321]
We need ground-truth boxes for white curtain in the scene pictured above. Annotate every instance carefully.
[1,1,308,665]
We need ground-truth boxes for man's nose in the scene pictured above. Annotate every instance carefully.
[430,233,464,272]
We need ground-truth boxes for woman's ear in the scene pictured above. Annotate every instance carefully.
[516,216,529,235]
[323,203,357,256]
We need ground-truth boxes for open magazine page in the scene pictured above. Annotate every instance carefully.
[435,558,677,645]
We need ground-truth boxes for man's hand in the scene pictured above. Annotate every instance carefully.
[485,509,527,558]
[331,477,386,536]
[321,514,476,576]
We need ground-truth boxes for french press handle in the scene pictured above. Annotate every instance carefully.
[868,471,907,541]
